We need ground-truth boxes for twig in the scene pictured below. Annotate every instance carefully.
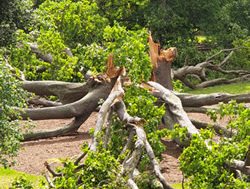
[127,178,139,189]
[44,161,62,177]
[74,149,88,165]
[45,172,55,188]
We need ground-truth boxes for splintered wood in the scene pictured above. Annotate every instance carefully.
[148,34,177,90]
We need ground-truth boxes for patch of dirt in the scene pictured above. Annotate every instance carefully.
[13,112,221,184]
[13,114,96,175]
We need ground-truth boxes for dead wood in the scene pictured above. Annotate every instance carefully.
[28,97,62,107]
[184,106,217,113]
[29,43,53,63]
[23,115,87,141]
[22,80,88,104]
[148,82,250,177]
[148,81,199,137]
[229,160,250,176]
[173,48,250,89]
[196,74,250,88]
[177,92,250,107]
[115,102,173,189]
[90,81,124,151]
[19,80,114,120]
[148,34,177,90]
[190,119,234,137]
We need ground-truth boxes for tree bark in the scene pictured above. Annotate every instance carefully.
[23,116,88,141]
[148,34,176,90]
[177,93,250,107]
[17,80,115,120]
[173,47,250,89]
[22,80,88,104]
[148,81,200,137]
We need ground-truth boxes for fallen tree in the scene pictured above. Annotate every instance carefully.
[3,35,250,188]
[173,48,250,89]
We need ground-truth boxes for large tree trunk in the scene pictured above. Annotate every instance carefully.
[148,34,177,90]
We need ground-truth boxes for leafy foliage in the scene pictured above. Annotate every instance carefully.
[34,0,108,48]
[45,149,126,189]
[10,176,33,189]
[180,101,250,188]
[0,0,33,47]
[76,24,151,83]
[0,56,27,166]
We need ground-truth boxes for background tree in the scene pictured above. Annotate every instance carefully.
[0,0,32,47]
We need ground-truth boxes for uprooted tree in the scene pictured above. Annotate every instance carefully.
[2,35,250,188]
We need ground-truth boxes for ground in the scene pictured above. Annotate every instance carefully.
[12,112,227,184]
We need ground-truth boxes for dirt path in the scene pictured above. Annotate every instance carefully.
[13,112,225,184]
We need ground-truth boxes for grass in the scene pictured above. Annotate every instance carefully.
[0,167,43,189]
[171,183,182,189]
[184,81,250,94]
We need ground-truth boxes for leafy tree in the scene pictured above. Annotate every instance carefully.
[94,0,149,29]
[34,0,108,47]
[0,0,33,47]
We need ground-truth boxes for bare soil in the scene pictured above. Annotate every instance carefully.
[12,112,228,184]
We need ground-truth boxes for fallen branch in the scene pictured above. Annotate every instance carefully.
[23,115,87,141]
[191,119,234,137]
[12,80,114,120]
[184,106,217,113]
[229,160,250,176]
[148,81,200,136]
[173,47,250,89]
[114,101,173,189]
[22,80,88,104]
[44,161,62,177]
[29,43,53,63]
[177,93,250,107]
[28,97,62,107]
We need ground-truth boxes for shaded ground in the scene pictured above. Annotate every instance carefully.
[12,112,228,184]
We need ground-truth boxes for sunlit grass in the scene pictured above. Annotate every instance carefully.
[0,168,43,189]
[171,183,183,189]
[184,81,250,94]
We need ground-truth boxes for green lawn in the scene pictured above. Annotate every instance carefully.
[184,81,250,94]
[0,168,43,189]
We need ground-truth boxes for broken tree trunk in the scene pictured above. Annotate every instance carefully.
[44,68,173,189]
[148,34,177,90]
[148,81,250,177]
[148,81,199,137]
